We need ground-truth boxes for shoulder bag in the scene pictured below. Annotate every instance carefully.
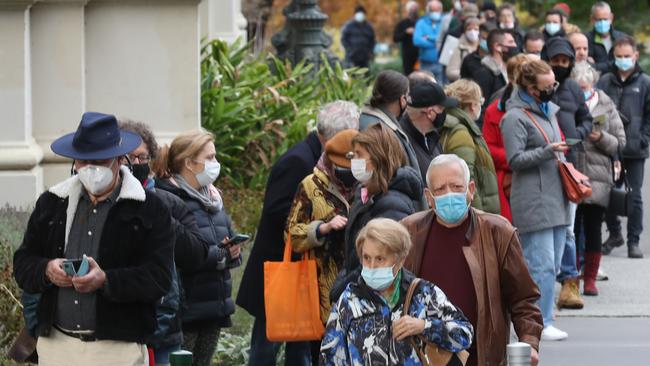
[523,110,592,203]
[403,278,469,366]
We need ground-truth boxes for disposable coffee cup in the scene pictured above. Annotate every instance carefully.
[507,342,531,366]
[170,350,193,366]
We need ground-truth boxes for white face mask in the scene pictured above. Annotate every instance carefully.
[354,12,365,22]
[193,159,221,187]
[499,22,514,29]
[351,158,372,183]
[465,29,480,42]
[78,159,116,195]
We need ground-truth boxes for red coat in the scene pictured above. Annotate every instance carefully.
[482,100,512,222]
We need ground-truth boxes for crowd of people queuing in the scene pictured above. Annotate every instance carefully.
[11,1,649,366]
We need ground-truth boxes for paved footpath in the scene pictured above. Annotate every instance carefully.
[536,159,650,365]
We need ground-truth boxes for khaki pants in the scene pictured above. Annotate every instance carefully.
[36,328,148,366]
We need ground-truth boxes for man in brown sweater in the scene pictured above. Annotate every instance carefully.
[401,154,543,366]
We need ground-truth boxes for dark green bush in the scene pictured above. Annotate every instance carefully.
[201,38,371,189]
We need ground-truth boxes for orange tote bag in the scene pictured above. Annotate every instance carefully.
[264,235,324,341]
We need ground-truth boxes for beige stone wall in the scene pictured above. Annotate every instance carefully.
[0,0,207,208]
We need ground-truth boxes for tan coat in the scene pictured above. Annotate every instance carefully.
[401,208,543,365]
[446,34,478,82]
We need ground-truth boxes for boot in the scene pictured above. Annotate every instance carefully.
[602,232,624,255]
[628,244,644,259]
[557,278,584,309]
[583,252,601,296]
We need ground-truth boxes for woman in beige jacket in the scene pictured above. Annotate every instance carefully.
[446,17,480,82]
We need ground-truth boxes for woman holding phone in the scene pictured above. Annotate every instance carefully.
[153,130,243,366]
[501,58,571,341]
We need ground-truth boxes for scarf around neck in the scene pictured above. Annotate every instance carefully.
[172,174,223,213]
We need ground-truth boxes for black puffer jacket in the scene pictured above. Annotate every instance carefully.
[597,65,650,159]
[156,179,241,328]
[343,166,423,272]
[552,77,593,163]
[586,28,629,74]
[147,187,209,349]
[341,19,376,67]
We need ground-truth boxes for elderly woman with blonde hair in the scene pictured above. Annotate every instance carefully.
[320,218,473,366]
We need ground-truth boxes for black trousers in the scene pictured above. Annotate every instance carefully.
[576,204,606,253]
[605,158,645,244]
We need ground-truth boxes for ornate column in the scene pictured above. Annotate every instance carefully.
[271,0,337,70]
[0,0,44,209]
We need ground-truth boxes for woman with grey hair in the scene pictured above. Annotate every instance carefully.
[320,218,473,365]
[446,17,481,82]
[571,61,626,296]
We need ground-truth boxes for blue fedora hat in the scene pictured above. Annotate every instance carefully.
[51,112,142,160]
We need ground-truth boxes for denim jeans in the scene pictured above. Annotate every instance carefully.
[419,61,448,85]
[558,203,579,282]
[153,343,181,366]
[520,226,567,326]
[248,316,312,366]
[606,158,645,244]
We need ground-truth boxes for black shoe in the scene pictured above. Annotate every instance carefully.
[602,232,624,255]
[628,245,644,259]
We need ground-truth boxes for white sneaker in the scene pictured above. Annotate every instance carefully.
[596,268,609,281]
[541,325,568,341]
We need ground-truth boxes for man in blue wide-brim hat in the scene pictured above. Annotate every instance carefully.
[13,112,174,366]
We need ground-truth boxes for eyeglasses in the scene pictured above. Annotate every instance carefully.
[537,81,560,93]
[128,154,151,164]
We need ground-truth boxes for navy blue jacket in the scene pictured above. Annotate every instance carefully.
[236,132,322,318]
[156,179,240,328]
[341,20,376,67]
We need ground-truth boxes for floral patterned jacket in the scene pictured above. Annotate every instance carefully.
[320,270,473,366]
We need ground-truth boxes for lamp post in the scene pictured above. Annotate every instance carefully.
[271,0,338,70]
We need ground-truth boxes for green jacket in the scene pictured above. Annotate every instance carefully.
[440,107,500,214]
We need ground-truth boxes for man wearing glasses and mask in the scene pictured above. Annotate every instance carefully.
[13,112,174,366]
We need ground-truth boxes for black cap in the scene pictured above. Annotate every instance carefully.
[355,5,366,13]
[407,80,458,108]
[543,37,575,61]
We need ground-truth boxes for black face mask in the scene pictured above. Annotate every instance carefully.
[132,163,151,184]
[433,110,447,129]
[537,88,555,103]
[502,46,518,62]
[334,166,356,188]
[552,65,572,83]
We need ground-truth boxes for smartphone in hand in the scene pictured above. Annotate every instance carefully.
[222,234,250,249]
[62,255,89,277]
[565,138,582,146]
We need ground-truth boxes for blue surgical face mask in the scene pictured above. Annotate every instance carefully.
[429,11,442,21]
[615,57,635,72]
[354,12,365,23]
[583,89,594,101]
[433,191,470,225]
[480,39,489,52]
[362,265,396,291]
[545,22,561,36]
[594,19,611,34]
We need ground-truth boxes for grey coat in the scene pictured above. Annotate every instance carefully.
[576,90,626,207]
[501,88,570,233]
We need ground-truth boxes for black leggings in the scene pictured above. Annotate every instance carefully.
[575,204,606,253]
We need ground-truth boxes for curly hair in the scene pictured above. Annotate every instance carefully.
[117,118,160,160]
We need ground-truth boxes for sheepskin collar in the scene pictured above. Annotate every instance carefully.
[48,165,145,250]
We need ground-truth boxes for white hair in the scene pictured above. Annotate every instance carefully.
[405,1,419,12]
[427,0,442,12]
[591,1,611,16]
[571,61,600,87]
[316,100,360,140]
[426,154,471,189]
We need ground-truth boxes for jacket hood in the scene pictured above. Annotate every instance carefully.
[506,86,560,118]
[388,166,424,201]
[445,107,483,136]
[543,37,575,61]
[481,55,503,75]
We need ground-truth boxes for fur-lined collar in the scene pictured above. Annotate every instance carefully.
[48,165,146,250]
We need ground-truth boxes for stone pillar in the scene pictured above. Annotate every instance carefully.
[0,0,203,207]
[199,0,247,43]
[0,1,44,209]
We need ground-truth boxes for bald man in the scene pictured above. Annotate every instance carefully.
[568,32,593,64]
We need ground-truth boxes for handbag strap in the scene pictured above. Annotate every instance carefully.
[282,233,309,262]
[523,109,564,161]
[403,278,421,314]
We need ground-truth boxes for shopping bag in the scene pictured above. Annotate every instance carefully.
[264,235,324,341]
